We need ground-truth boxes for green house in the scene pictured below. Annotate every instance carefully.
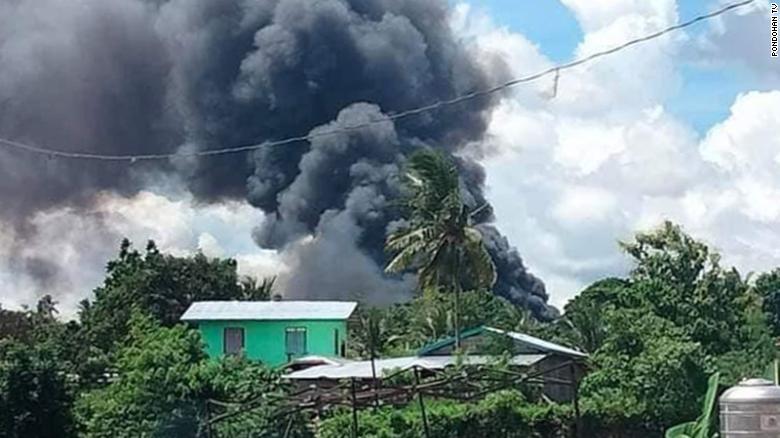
[181,300,357,366]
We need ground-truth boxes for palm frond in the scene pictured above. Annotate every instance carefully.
[385,225,438,253]
[463,228,497,289]
[385,244,427,274]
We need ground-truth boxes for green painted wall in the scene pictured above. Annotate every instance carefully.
[194,319,348,366]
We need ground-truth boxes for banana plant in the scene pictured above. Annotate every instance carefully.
[665,372,720,438]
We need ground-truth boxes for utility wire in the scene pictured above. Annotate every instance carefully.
[0,0,755,162]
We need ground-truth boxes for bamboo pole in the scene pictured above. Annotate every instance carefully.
[413,367,432,438]
[350,378,359,438]
[571,363,583,438]
[369,324,380,409]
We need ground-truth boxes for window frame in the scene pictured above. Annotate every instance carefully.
[223,326,245,356]
[285,327,308,359]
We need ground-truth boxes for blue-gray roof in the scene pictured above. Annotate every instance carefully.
[484,327,587,358]
[180,301,358,321]
[418,326,587,359]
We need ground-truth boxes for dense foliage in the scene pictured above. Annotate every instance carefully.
[0,339,75,438]
[320,390,572,438]
[2,221,780,437]
[353,222,777,437]
[76,314,310,438]
[1,240,290,438]
[560,222,774,436]
[349,288,540,358]
[80,239,270,357]
[665,373,720,438]
[755,269,780,336]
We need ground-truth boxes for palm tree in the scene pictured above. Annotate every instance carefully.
[36,294,59,319]
[239,276,277,301]
[385,150,496,348]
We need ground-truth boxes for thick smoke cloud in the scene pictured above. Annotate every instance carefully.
[0,0,175,224]
[0,0,554,318]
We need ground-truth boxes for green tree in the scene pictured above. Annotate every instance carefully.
[0,339,75,438]
[0,297,87,390]
[620,221,769,361]
[239,276,277,301]
[665,372,720,438]
[349,289,554,358]
[385,150,496,348]
[755,268,780,336]
[553,278,628,354]
[77,314,309,438]
[79,239,266,358]
[580,309,713,434]
[568,222,774,435]
[0,305,34,342]
[34,295,58,319]
[350,307,405,358]
[76,314,208,437]
[319,390,572,438]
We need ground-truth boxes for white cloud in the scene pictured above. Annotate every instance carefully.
[554,120,625,175]
[694,1,777,81]
[700,91,780,175]
[700,91,780,222]
[557,2,681,114]
[459,1,780,308]
[559,0,676,32]
[552,185,618,227]
[0,191,282,317]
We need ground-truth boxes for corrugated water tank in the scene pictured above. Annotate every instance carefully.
[721,378,780,437]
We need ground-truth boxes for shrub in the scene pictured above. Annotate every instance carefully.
[319,390,572,438]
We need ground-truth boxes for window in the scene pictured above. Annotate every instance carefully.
[223,327,244,355]
[285,327,307,359]
[334,329,340,356]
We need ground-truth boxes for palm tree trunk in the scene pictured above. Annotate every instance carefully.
[454,280,462,350]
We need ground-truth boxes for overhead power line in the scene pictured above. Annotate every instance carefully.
[0,0,755,162]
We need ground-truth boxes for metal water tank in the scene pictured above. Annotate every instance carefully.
[721,378,780,437]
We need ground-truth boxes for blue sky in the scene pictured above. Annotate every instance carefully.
[467,0,582,62]
[468,0,763,133]
[461,0,780,307]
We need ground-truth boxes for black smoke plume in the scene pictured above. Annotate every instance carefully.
[0,0,555,319]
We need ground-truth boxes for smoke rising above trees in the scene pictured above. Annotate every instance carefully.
[0,0,554,318]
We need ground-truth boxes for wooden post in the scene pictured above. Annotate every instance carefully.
[204,400,213,438]
[369,325,380,409]
[350,378,360,438]
[283,417,293,438]
[413,367,432,438]
[454,279,462,350]
[571,364,582,438]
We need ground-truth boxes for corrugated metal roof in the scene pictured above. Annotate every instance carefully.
[485,327,588,358]
[288,356,355,367]
[286,357,418,379]
[418,326,587,358]
[283,354,545,380]
[180,301,358,321]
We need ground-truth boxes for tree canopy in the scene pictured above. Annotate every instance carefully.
[386,149,496,347]
[562,222,775,435]
[76,313,310,438]
[79,239,270,356]
[2,222,780,437]
[0,339,75,438]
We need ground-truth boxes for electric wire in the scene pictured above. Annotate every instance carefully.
[0,0,754,162]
